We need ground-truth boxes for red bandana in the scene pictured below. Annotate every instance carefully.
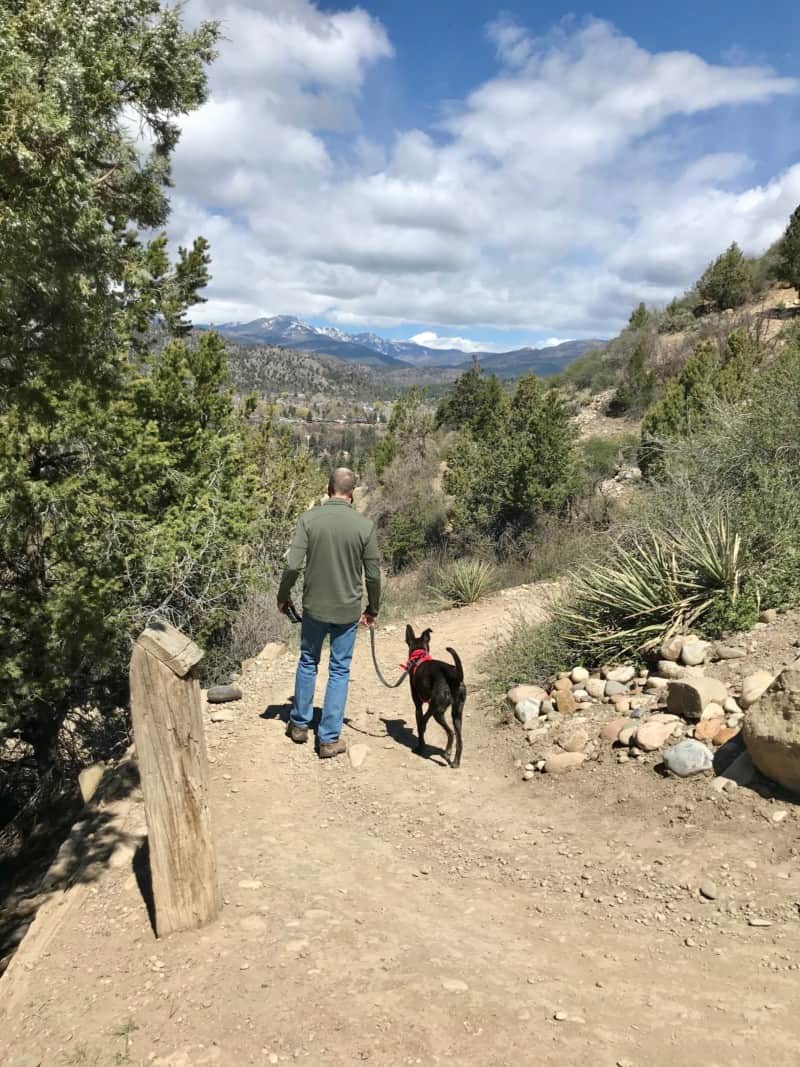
[402,648,433,675]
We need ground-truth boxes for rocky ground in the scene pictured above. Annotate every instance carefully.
[2,588,799,1067]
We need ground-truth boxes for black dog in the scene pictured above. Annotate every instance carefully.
[404,625,466,768]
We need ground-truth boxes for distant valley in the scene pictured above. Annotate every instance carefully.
[198,315,605,378]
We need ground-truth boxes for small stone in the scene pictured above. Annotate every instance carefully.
[759,609,778,624]
[559,729,589,753]
[748,918,773,927]
[771,810,788,823]
[571,666,590,684]
[541,699,555,716]
[699,880,718,900]
[618,724,638,746]
[681,638,710,666]
[507,684,548,706]
[634,720,678,752]
[714,644,747,661]
[713,726,739,747]
[348,743,370,769]
[585,678,607,700]
[554,689,577,716]
[553,677,573,693]
[553,1011,568,1021]
[207,684,243,704]
[544,752,587,774]
[657,660,685,680]
[740,670,774,709]
[515,699,541,724]
[700,702,725,721]
[441,978,469,992]
[611,695,631,714]
[724,697,743,714]
[695,718,724,742]
[78,763,106,803]
[210,710,235,723]
[663,739,714,777]
[660,635,685,662]
[604,680,627,698]
[600,717,632,742]
[604,665,636,684]
[522,770,535,781]
[646,676,669,690]
[667,678,728,722]
[238,879,263,890]
[572,688,591,703]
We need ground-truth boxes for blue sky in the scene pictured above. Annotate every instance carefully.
[175,1,800,349]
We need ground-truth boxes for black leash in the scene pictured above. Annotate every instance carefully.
[369,625,410,689]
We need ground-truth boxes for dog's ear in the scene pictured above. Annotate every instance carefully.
[405,623,416,646]
[421,627,432,648]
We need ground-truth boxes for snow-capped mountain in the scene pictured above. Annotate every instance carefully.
[199,315,606,376]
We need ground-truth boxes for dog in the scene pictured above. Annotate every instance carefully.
[404,625,466,768]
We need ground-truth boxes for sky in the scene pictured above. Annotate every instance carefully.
[173,1,800,349]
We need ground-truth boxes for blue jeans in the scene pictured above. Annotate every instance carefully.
[290,614,358,744]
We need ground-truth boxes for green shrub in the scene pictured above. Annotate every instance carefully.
[697,242,752,311]
[434,558,497,606]
[488,617,572,694]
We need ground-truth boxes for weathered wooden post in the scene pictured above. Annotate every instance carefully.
[129,620,221,936]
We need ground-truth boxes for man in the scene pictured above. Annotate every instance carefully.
[277,467,381,758]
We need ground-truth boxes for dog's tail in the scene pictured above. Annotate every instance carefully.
[445,647,464,684]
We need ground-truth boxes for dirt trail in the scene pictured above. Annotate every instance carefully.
[2,584,800,1067]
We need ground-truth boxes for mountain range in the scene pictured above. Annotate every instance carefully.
[199,316,605,378]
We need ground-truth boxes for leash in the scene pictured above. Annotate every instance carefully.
[368,625,410,689]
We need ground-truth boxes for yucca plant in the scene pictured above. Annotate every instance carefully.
[434,558,497,607]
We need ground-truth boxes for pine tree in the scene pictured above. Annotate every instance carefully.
[697,243,752,311]
[776,205,800,293]
[435,358,505,437]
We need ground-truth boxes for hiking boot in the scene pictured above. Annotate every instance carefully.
[318,737,347,759]
[286,722,309,744]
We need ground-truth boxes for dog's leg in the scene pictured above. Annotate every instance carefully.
[451,689,465,769]
[413,700,427,755]
[432,704,454,764]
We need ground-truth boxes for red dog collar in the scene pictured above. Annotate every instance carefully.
[402,648,433,675]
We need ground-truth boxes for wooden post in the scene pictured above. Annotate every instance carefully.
[129,620,221,936]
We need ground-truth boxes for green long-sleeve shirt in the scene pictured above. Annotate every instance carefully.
[277,498,381,624]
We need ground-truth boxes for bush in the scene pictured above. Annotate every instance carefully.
[488,617,572,694]
[775,205,800,293]
[434,558,497,606]
[697,242,752,311]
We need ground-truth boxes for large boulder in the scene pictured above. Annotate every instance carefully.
[667,677,728,722]
[743,660,800,794]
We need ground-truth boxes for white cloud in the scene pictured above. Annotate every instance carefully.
[172,6,800,335]
[409,331,510,353]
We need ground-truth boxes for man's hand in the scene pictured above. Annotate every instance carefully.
[277,599,287,614]
[360,612,377,627]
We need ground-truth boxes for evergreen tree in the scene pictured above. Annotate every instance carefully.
[776,205,800,293]
[628,302,649,329]
[697,243,752,311]
[435,358,505,437]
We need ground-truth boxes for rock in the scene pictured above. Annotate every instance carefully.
[695,718,723,742]
[258,641,287,662]
[507,684,548,706]
[771,809,788,824]
[441,978,469,993]
[571,666,590,684]
[541,699,555,716]
[604,680,627,698]
[559,728,589,753]
[618,724,638,746]
[554,689,577,715]
[604,665,636,684]
[681,638,710,666]
[553,677,573,693]
[238,879,263,890]
[585,678,607,700]
[699,880,718,900]
[657,660,685,680]
[207,684,243,704]
[740,670,774,709]
[663,739,714,777]
[210,709,235,723]
[759,609,778,624]
[724,697,743,714]
[78,763,106,803]
[634,720,678,751]
[714,644,747,661]
[600,717,632,742]
[522,770,535,781]
[667,677,728,722]
[348,743,369,770]
[748,918,773,927]
[713,726,740,747]
[629,706,644,719]
[700,702,725,721]
[743,660,800,793]
[611,695,631,714]
[660,635,685,662]
[645,676,669,690]
[716,750,755,787]
[710,775,738,794]
[572,688,591,703]
[515,699,541,724]
[649,712,680,723]
[544,752,587,774]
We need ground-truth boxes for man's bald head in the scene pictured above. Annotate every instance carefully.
[328,467,356,499]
